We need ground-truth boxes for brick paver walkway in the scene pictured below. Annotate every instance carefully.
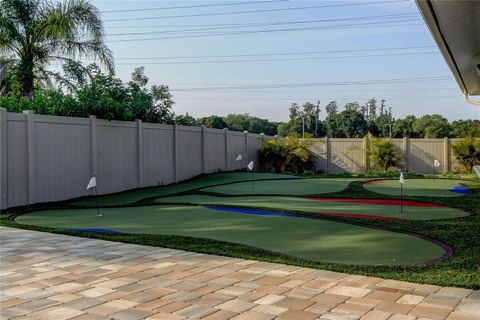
[0,227,478,320]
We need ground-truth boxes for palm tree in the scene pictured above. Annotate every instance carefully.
[0,0,113,99]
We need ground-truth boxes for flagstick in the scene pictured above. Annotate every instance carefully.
[251,170,254,190]
[95,186,101,217]
[400,182,403,213]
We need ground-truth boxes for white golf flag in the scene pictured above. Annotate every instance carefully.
[236,154,242,161]
[86,176,97,190]
[247,161,254,171]
[434,160,440,167]
[399,172,405,184]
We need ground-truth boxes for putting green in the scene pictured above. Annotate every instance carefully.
[72,172,297,207]
[363,179,472,197]
[155,195,468,220]
[15,205,447,265]
[201,178,363,196]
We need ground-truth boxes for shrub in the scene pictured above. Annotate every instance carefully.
[452,125,480,172]
[365,133,401,172]
[260,133,314,174]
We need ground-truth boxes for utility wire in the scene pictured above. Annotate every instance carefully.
[106,13,420,36]
[173,95,459,101]
[101,0,289,13]
[101,45,437,60]
[170,76,453,92]
[107,19,423,42]
[113,51,438,65]
[104,0,409,22]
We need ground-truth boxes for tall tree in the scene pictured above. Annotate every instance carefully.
[413,114,451,138]
[325,100,338,116]
[288,103,301,120]
[392,115,418,138]
[0,0,113,99]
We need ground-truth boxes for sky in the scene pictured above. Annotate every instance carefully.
[89,0,480,122]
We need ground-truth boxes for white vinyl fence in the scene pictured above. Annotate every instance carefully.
[0,109,267,209]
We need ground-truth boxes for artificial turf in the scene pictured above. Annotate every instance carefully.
[71,172,298,207]
[155,195,468,220]
[201,178,364,196]
[363,178,470,197]
[14,205,446,266]
[4,173,479,288]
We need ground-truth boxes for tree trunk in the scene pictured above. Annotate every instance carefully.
[19,58,35,100]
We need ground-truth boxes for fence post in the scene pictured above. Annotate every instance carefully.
[89,115,97,195]
[136,119,143,187]
[363,136,368,172]
[326,137,330,173]
[201,125,206,173]
[444,137,449,173]
[174,123,179,182]
[403,137,409,171]
[23,110,35,205]
[224,128,229,171]
[0,108,7,210]
[244,131,248,168]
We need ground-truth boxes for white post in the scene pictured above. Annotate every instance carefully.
[244,130,248,168]
[136,119,143,187]
[201,125,206,173]
[444,137,449,173]
[403,137,409,171]
[23,110,35,205]
[0,108,7,210]
[90,115,97,195]
[224,128,229,171]
[174,124,179,182]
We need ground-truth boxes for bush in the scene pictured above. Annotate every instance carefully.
[260,134,314,174]
[452,125,480,172]
[366,133,401,172]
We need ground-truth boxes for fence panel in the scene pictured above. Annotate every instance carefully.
[408,139,445,173]
[34,115,91,203]
[96,121,138,195]
[329,139,364,173]
[204,129,226,173]
[142,124,175,187]
[177,126,203,181]
[5,113,28,208]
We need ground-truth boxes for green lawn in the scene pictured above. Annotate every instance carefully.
[15,205,446,266]
[201,178,364,196]
[155,195,468,220]
[71,172,297,207]
[363,179,471,197]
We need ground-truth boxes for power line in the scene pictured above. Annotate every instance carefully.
[101,0,288,13]
[107,19,423,42]
[113,51,438,65]
[106,13,420,36]
[170,76,453,92]
[104,0,409,22]
[102,45,437,60]
[173,95,460,101]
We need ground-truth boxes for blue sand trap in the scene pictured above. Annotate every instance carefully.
[449,185,472,195]
[66,228,123,235]
[205,206,300,218]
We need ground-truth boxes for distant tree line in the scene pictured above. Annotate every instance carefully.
[278,99,480,139]
[1,63,477,139]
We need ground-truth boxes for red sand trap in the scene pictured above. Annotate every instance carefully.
[318,211,406,221]
[310,198,444,208]
[365,180,384,184]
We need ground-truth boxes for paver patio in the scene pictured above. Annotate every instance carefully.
[0,227,478,320]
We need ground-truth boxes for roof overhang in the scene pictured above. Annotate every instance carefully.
[415,0,480,96]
